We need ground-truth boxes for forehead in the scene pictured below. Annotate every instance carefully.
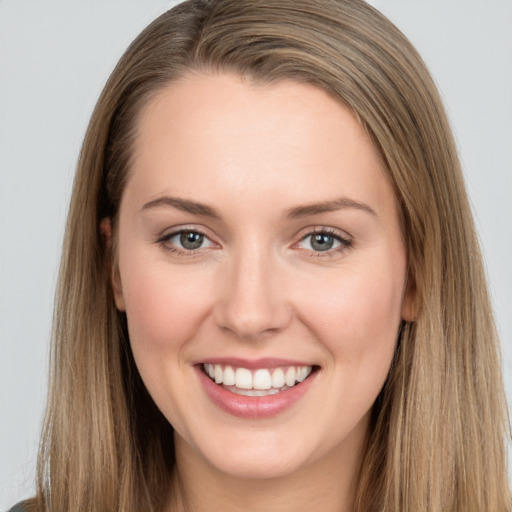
[126,72,396,220]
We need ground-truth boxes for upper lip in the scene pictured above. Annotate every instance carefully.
[196,357,316,369]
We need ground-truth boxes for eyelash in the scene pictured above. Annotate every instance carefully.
[155,227,353,258]
[155,228,214,257]
[296,227,353,258]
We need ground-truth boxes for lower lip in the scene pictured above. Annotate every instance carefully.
[196,366,317,419]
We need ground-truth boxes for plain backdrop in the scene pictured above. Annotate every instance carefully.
[1,0,511,507]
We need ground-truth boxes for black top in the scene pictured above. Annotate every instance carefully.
[7,504,26,512]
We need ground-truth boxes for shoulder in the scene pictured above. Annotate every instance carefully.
[6,504,28,512]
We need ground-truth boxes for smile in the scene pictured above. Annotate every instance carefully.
[197,359,319,418]
[203,363,313,396]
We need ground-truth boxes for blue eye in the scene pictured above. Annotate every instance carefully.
[309,233,337,251]
[297,230,351,254]
[179,231,205,250]
[159,230,215,252]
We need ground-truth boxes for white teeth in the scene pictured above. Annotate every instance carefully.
[285,367,296,387]
[296,366,312,382]
[203,363,314,392]
[214,365,223,384]
[223,365,235,386]
[253,369,272,390]
[232,388,281,397]
[272,368,285,388]
[235,368,253,389]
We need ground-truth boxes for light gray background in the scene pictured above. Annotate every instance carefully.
[1,0,511,507]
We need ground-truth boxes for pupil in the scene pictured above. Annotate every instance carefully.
[180,232,203,250]
[311,234,334,251]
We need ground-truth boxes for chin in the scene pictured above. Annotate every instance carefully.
[209,451,309,481]
[184,427,324,481]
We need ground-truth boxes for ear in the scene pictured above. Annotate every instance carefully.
[99,217,126,311]
[401,268,417,322]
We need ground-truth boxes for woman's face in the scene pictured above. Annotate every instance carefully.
[112,73,414,480]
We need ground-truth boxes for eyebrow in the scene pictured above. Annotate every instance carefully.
[284,198,377,219]
[141,195,376,219]
[142,196,221,218]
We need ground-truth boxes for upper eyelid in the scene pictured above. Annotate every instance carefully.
[295,226,352,242]
[157,225,214,240]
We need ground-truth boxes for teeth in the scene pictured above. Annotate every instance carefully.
[253,369,272,390]
[203,363,313,391]
[272,368,285,388]
[231,388,281,397]
[223,365,235,386]
[235,368,252,389]
[214,365,223,384]
[285,367,296,387]
[296,366,312,382]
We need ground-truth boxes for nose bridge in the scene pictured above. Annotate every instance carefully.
[214,237,290,339]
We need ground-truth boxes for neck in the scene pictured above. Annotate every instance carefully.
[168,427,367,512]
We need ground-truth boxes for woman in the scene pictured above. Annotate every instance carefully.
[11,0,510,510]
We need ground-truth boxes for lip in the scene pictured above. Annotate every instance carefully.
[198,357,314,369]
[196,362,318,419]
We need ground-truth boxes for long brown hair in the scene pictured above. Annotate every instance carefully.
[27,1,510,510]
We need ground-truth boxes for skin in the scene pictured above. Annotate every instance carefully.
[109,72,414,511]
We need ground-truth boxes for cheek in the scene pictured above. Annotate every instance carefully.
[119,259,214,427]
[120,258,212,355]
[299,256,405,370]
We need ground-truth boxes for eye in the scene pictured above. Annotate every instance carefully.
[158,229,216,253]
[296,229,352,255]
[177,231,206,250]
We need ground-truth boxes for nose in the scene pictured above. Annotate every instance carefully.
[213,245,292,341]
